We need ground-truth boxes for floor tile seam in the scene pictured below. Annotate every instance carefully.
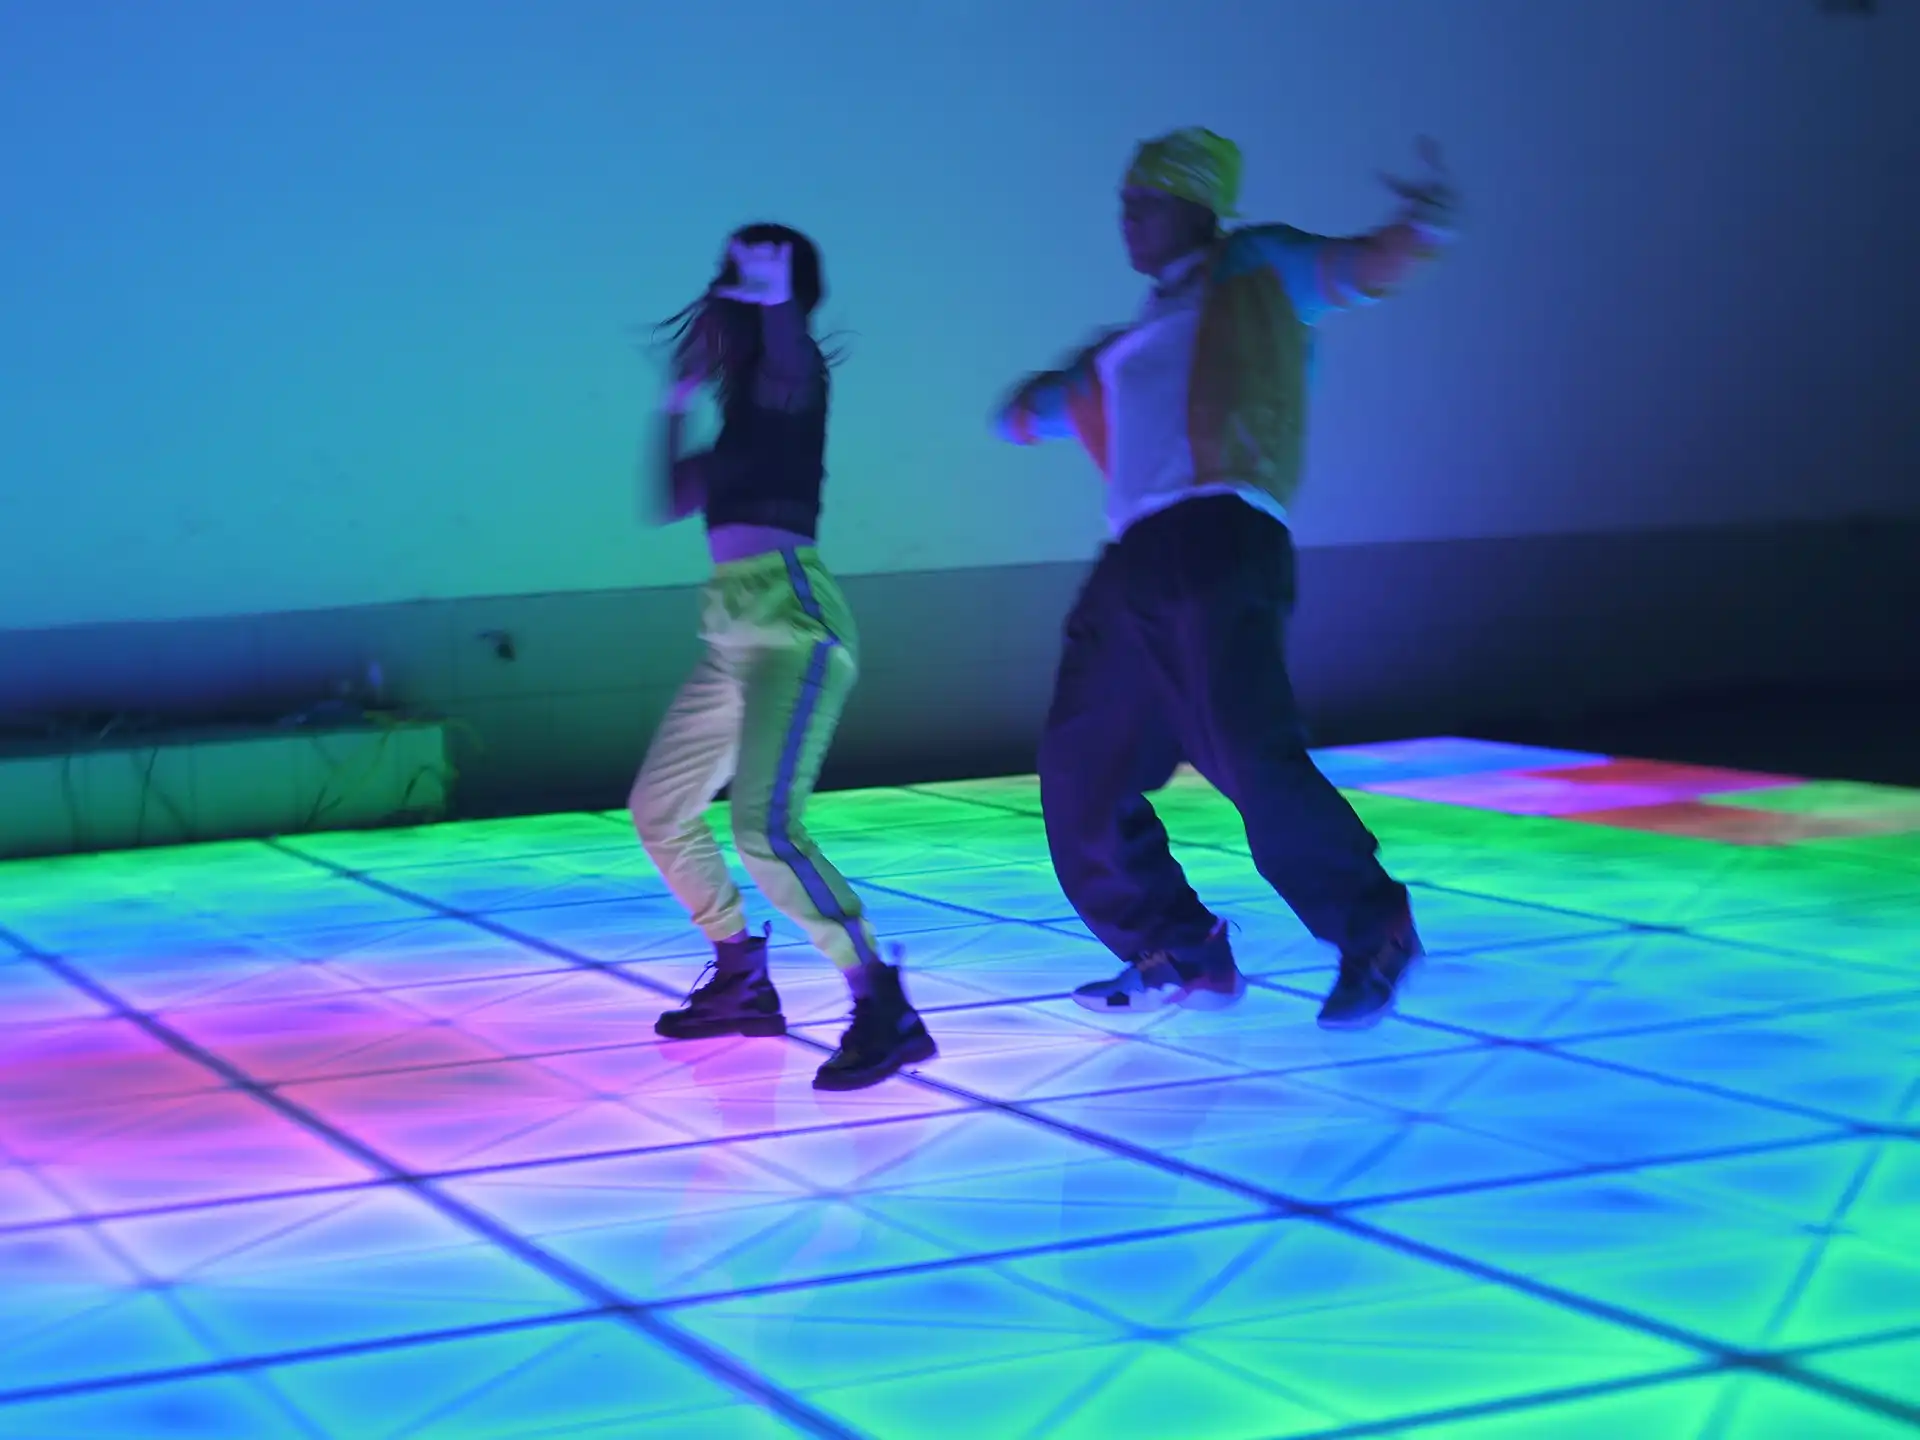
[1,1125,1862,1263]
[760,1021,1773,1370]
[1251,979,1903,1136]
[243,839,1919,1410]
[1261,1354,1916,1440]
[1349,985,1920,1053]
[0,1305,615,1411]
[0,922,862,1440]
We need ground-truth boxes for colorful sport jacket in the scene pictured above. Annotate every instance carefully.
[994,224,1422,515]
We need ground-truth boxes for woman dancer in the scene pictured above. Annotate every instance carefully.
[630,224,935,1092]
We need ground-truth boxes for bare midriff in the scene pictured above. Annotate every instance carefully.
[708,522,816,565]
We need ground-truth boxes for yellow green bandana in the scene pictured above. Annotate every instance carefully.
[1125,127,1242,217]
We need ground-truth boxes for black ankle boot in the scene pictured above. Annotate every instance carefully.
[656,926,787,1040]
[813,955,937,1092]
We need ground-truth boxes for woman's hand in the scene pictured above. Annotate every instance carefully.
[713,240,793,307]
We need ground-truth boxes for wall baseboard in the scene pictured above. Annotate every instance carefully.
[3,517,1915,822]
[0,720,449,859]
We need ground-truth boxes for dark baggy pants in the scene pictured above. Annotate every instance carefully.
[1038,495,1409,962]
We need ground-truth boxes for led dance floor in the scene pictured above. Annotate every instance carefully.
[0,738,1916,1438]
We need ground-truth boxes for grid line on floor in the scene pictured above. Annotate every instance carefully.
[1,740,1916,1438]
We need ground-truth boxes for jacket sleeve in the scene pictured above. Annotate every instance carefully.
[993,366,1081,444]
[1237,222,1443,326]
[992,331,1121,445]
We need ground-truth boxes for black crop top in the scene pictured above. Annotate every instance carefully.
[701,374,830,539]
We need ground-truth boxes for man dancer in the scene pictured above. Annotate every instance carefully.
[993,128,1458,1029]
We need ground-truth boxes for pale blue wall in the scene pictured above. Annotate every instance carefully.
[3,0,1915,630]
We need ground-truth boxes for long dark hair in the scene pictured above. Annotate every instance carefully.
[656,223,829,410]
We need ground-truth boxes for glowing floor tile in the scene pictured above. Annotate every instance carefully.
[1287,1046,1834,1166]
[0,1373,324,1439]
[1156,845,1282,903]
[540,1187,946,1303]
[878,816,1056,869]
[871,864,1075,922]
[279,809,637,870]
[0,1165,72,1229]
[1561,1000,1920,1125]
[620,951,1022,1029]
[1315,736,1610,787]
[444,1142,809,1235]
[847,1001,1245,1102]
[1395,929,1920,1042]
[502,883,987,966]
[809,827,1014,879]
[261,1318,809,1439]
[0,1018,227,1106]
[1372,1373,1915,1439]
[278,917,578,990]
[531,1035,966,1146]
[801,787,1011,835]
[857,1151,1264,1258]
[906,773,1046,811]
[160,991,513,1084]
[0,966,111,1026]
[1401,885,1627,954]
[726,1111,1110,1196]
[0,906,261,959]
[1180,1283,1693,1432]
[50,935,369,1012]
[283,1057,693,1173]
[1564,799,1901,845]
[1362,1145,1920,1352]
[1,1085,376,1213]
[102,1186,577,1359]
[188,878,437,936]
[0,747,1915,1435]
[1001,1219,1468,1331]
[815,1339,1334,1439]
[0,1225,223,1394]
[1364,759,1795,817]
[419,968,673,1055]
[1804,1331,1920,1411]
[1404,822,1917,927]
[673,1261,1123,1394]
[1710,777,1920,827]
[0,841,314,909]
[366,849,675,916]
[1030,1071,1560,1206]
[1097,982,1455,1074]
[839,921,1129,1004]
[1806,827,1920,869]
[494,893,754,963]
[1695,895,1920,969]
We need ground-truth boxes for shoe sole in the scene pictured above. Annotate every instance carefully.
[656,1015,789,1040]
[812,1032,939,1091]
[1181,971,1248,1012]
[1071,971,1247,1015]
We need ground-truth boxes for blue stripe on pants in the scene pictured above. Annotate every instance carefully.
[768,549,882,970]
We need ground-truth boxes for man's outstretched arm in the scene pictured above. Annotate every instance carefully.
[992,330,1123,445]
[993,366,1079,445]
[1244,139,1459,324]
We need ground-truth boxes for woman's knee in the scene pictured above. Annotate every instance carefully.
[629,773,685,846]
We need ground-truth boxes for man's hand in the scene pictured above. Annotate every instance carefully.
[1381,137,1459,247]
[713,240,793,307]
